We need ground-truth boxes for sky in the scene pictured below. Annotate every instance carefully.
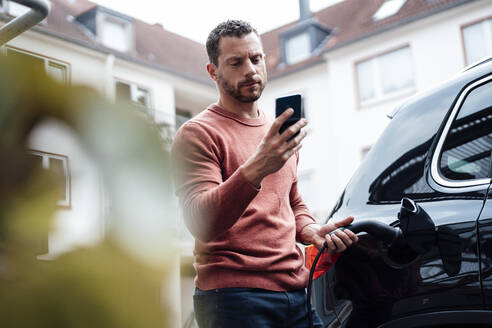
[89,0,344,44]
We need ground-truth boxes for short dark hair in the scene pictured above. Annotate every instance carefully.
[206,20,258,66]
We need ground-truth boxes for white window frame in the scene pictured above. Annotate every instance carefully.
[5,47,69,84]
[355,45,415,108]
[114,79,153,116]
[461,17,492,66]
[29,150,71,208]
[46,61,68,84]
[285,32,312,65]
[99,13,133,52]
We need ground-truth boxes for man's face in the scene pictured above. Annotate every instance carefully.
[212,33,267,103]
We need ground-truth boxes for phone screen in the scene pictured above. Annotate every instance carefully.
[275,94,302,136]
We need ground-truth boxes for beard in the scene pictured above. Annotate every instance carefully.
[218,73,265,103]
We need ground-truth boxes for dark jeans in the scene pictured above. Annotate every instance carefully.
[193,287,324,328]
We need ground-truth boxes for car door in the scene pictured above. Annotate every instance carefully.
[479,174,492,309]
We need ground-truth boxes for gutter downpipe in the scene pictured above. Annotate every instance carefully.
[105,53,115,100]
[0,0,50,46]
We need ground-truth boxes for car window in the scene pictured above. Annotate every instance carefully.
[439,80,492,181]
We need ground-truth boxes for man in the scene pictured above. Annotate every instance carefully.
[171,20,358,328]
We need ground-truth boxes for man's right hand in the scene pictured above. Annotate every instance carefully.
[241,108,308,187]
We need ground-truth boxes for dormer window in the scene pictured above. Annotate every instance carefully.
[285,32,311,65]
[373,0,406,21]
[76,6,134,53]
[101,15,132,52]
[281,19,331,66]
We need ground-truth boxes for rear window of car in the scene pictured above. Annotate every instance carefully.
[438,78,492,182]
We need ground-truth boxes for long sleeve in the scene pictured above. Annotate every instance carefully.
[171,122,260,242]
[171,105,313,291]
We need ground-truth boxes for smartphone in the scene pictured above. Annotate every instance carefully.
[275,94,303,137]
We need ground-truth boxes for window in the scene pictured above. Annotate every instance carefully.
[438,79,492,183]
[462,18,492,66]
[101,15,131,52]
[285,32,311,65]
[115,80,152,114]
[373,0,406,21]
[175,108,191,131]
[356,46,414,105]
[5,0,30,17]
[6,47,44,66]
[29,150,71,208]
[5,48,68,84]
[47,62,68,84]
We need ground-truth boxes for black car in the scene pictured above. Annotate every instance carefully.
[312,57,492,328]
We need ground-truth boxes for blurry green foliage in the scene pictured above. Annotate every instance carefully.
[0,55,174,327]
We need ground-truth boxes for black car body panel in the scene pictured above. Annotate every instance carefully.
[316,59,492,328]
[480,185,492,309]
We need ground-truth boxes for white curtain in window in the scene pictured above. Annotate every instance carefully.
[380,47,413,94]
[464,22,488,64]
[357,60,376,102]
[102,19,129,52]
[285,33,311,65]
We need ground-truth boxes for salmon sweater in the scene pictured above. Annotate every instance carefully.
[171,104,316,291]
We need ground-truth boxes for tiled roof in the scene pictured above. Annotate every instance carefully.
[262,0,477,79]
[1,0,211,85]
[1,0,478,83]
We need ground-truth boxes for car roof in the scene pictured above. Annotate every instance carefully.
[462,56,492,72]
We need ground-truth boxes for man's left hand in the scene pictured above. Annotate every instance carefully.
[301,216,359,253]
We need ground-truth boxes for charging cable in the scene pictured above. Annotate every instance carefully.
[306,221,403,328]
